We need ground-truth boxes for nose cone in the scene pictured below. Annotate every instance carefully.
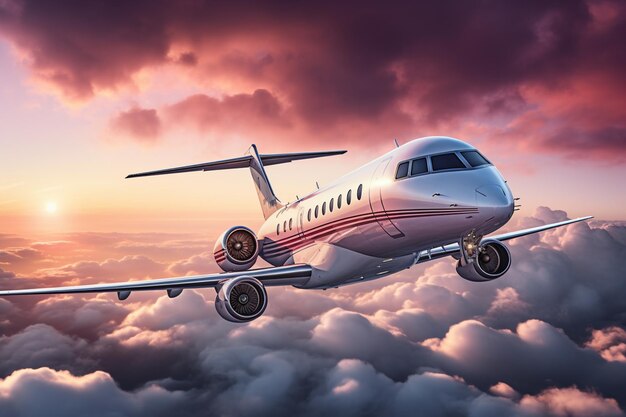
[476,184,509,206]
[476,184,514,229]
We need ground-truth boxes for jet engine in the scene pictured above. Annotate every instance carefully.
[456,239,511,282]
[213,226,259,272]
[215,277,268,322]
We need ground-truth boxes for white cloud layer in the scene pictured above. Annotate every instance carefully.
[0,208,625,416]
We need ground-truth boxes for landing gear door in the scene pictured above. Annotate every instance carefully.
[369,157,405,238]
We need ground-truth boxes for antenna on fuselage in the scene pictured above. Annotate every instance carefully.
[315,181,320,190]
[394,139,400,148]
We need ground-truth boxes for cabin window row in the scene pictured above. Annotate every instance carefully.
[277,218,294,235]
[276,184,364,235]
[306,184,363,222]
[395,150,490,180]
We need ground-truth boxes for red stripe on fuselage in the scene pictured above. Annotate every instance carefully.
[264,207,477,250]
[262,208,477,258]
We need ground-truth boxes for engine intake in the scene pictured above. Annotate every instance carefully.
[215,277,268,322]
[456,239,511,282]
[214,226,259,272]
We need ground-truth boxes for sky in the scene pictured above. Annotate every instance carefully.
[0,1,625,416]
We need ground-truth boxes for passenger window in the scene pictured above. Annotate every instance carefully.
[461,151,490,167]
[357,184,363,200]
[289,218,293,230]
[277,224,280,235]
[411,158,428,175]
[322,202,326,215]
[315,205,319,218]
[330,198,334,212]
[307,209,312,222]
[431,153,465,171]
[283,221,287,232]
[337,194,342,209]
[347,190,352,205]
[395,161,409,179]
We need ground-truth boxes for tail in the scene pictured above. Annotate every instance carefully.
[126,145,346,219]
[245,144,282,219]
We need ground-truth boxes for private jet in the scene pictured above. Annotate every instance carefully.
[0,137,592,322]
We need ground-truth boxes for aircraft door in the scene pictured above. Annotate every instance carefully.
[297,207,305,239]
[369,157,405,238]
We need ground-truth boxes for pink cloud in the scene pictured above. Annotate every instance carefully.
[521,386,623,417]
[35,255,166,283]
[489,381,520,400]
[0,0,623,158]
[586,326,626,363]
[110,107,161,143]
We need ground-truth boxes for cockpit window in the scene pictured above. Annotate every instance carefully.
[410,158,428,175]
[461,151,490,167]
[431,153,465,171]
[395,162,409,179]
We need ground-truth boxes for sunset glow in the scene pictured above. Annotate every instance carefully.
[44,201,57,214]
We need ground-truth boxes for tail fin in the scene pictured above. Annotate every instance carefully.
[245,144,282,219]
[126,145,346,219]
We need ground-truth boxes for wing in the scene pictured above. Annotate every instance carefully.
[417,216,593,263]
[0,264,312,299]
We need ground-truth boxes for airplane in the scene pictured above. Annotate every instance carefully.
[0,136,592,322]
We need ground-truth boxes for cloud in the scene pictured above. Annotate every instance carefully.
[0,209,625,415]
[165,90,285,130]
[31,296,129,340]
[309,308,430,379]
[0,234,30,248]
[153,89,291,144]
[167,251,217,276]
[1,0,624,157]
[0,363,621,417]
[176,51,197,67]
[0,324,91,375]
[36,255,166,283]
[0,368,184,417]
[122,290,212,331]
[110,107,161,143]
[0,0,169,100]
[0,267,16,279]
[426,319,626,401]
[113,237,207,261]
[520,387,623,417]
[586,326,626,363]
[0,248,42,265]
[489,381,520,400]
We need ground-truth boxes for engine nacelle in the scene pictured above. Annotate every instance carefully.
[215,277,268,322]
[456,239,511,282]
[213,226,259,272]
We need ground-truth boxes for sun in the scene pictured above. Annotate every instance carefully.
[45,201,58,214]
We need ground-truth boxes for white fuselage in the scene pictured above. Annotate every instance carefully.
[256,137,515,289]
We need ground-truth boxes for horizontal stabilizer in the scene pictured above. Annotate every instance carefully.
[126,149,346,179]
[260,150,346,166]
